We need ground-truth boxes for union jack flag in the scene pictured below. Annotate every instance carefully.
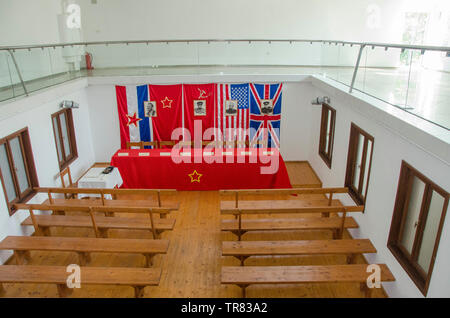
[249,83,283,148]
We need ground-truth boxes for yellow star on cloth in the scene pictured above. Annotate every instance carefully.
[161,96,173,108]
[188,170,202,183]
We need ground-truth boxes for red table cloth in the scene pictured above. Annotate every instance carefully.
[110,148,292,190]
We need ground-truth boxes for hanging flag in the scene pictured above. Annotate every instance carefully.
[249,83,283,148]
[216,83,250,145]
[148,84,182,145]
[116,84,182,149]
[183,83,216,141]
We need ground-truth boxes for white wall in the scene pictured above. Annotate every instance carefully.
[0,78,95,263]
[307,77,450,297]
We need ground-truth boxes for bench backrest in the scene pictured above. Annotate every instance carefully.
[13,203,164,238]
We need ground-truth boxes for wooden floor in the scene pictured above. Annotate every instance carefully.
[1,162,386,298]
[285,161,322,188]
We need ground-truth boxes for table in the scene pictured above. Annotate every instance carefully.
[78,167,123,197]
[110,148,292,190]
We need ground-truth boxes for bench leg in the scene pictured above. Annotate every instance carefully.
[39,226,51,237]
[332,229,343,239]
[347,254,357,264]
[234,256,249,266]
[238,284,249,298]
[105,212,115,217]
[321,212,330,217]
[144,254,154,267]
[134,286,145,298]
[160,213,166,219]
[152,230,162,239]
[360,283,372,298]
[14,250,31,265]
[77,252,91,266]
[98,228,109,238]
[53,210,65,216]
[57,284,73,298]
[0,283,5,296]
[231,230,247,241]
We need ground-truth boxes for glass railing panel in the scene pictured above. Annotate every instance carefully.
[320,42,340,80]
[335,44,361,86]
[86,43,140,70]
[0,51,15,101]
[354,46,407,108]
[11,47,53,88]
[405,50,450,129]
[136,42,198,71]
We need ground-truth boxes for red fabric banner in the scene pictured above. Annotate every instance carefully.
[149,84,183,145]
[183,83,216,140]
[110,148,292,190]
[115,85,130,149]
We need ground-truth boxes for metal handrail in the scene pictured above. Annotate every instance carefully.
[2,39,449,129]
[1,39,449,52]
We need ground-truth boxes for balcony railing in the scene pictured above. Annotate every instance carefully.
[1,39,449,130]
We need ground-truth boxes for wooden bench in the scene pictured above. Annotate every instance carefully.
[16,204,176,239]
[221,264,395,298]
[35,187,179,218]
[220,187,351,217]
[0,265,161,297]
[0,236,169,267]
[222,239,376,265]
[221,208,361,241]
[220,187,364,240]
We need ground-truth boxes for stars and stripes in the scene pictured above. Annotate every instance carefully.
[216,83,250,145]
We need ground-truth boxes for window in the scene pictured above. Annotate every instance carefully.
[344,123,374,205]
[0,128,39,215]
[388,161,449,296]
[318,103,336,168]
[51,108,77,170]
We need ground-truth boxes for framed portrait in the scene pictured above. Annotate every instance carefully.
[193,100,207,116]
[225,100,238,116]
[260,99,274,115]
[144,101,157,117]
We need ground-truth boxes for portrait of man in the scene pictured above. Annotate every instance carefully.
[144,101,157,117]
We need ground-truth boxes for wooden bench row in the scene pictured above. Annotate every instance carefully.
[221,264,395,298]
[0,236,169,267]
[35,187,179,217]
[0,265,160,298]
[222,239,376,265]
[14,204,177,239]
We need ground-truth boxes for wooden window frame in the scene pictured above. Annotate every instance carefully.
[51,108,78,171]
[387,161,449,296]
[0,127,39,215]
[344,123,374,206]
[318,103,336,168]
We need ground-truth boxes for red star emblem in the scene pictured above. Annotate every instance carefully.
[161,96,173,108]
[126,112,142,127]
[188,170,202,183]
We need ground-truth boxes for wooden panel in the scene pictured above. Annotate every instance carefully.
[220,199,342,210]
[222,239,376,256]
[221,264,395,284]
[22,215,175,231]
[0,236,169,254]
[284,162,322,188]
[219,187,347,196]
[35,187,176,196]
[221,217,359,231]
[0,265,161,286]
[221,204,365,215]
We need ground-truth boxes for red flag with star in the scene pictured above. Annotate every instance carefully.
[148,84,183,146]
[183,83,216,141]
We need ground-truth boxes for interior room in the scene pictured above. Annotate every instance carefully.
[0,0,449,302]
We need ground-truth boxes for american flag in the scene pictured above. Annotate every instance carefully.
[216,83,250,144]
[249,83,283,148]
